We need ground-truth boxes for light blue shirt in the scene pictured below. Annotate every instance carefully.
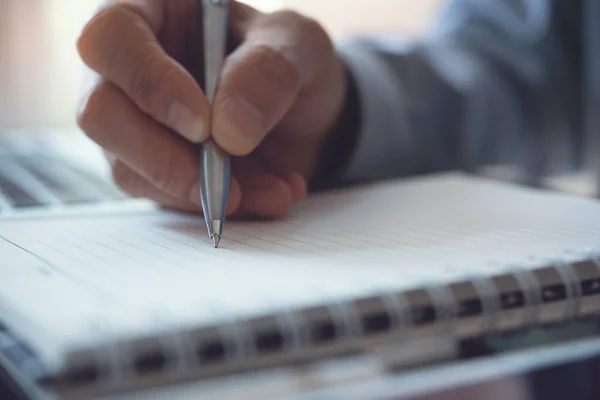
[334,0,600,195]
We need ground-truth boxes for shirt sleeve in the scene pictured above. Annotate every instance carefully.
[314,0,583,189]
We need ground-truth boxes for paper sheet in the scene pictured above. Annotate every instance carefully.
[1,173,600,370]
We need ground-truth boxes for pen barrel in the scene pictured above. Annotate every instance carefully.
[202,0,229,103]
[200,140,230,234]
[198,0,231,241]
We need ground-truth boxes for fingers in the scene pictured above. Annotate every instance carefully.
[212,10,334,156]
[78,80,204,205]
[77,0,210,143]
[111,159,243,215]
[79,78,303,218]
[280,171,308,201]
[232,158,307,217]
[112,159,203,213]
[77,1,321,220]
[110,153,302,218]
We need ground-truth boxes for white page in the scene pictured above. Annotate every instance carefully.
[1,172,600,372]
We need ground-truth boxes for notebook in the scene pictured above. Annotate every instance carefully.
[2,172,600,400]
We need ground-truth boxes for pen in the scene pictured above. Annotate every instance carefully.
[199,0,231,248]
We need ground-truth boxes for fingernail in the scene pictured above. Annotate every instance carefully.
[188,181,204,207]
[168,101,208,143]
[215,95,264,147]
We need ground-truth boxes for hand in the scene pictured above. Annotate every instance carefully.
[76,0,347,217]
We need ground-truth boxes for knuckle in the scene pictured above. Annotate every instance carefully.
[127,56,173,120]
[111,161,136,194]
[147,154,192,198]
[268,9,333,59]
[296,13,326,35]
[301,18,331,48]
[290,14,334,58]
[77,5,127,66]
[77,81,117,138]
[270,9,328,40]
[269,9,303,23]
[251,44,300,94]
[76,8,106,64]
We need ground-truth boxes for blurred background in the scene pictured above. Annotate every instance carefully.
[0,0,446,130]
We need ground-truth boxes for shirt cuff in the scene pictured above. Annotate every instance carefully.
[333,40,417,185]
[308,51,361,191]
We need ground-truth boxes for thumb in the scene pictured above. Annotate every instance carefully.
[211,8,333,156]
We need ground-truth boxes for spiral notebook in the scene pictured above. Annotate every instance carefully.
[2,172,600,399]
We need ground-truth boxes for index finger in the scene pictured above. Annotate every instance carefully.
[77,0,211,143]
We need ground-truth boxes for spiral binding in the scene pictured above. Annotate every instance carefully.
[0,324,47,383]
[15,252,600,399]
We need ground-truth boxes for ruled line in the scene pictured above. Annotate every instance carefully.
[0,234,59,275]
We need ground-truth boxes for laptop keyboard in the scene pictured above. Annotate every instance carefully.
[0,171,43,208]
[0,153,127,214]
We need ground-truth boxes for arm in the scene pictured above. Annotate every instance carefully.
[312,0,583,189]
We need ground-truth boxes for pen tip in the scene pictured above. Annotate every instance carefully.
[211,235,221,248]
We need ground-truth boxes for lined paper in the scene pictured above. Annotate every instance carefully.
[1,172,600,371]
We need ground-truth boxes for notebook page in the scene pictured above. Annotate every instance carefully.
[1,172,600,372]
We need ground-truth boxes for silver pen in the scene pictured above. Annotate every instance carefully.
[200,0,230,248]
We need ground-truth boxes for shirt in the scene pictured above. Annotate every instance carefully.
[314,0,600,197]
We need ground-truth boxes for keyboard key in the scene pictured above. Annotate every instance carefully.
[0,174,45,208]
[20,159,99,204]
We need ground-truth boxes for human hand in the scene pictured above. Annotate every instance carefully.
[76,0,347,217]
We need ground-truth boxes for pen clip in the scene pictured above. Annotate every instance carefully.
[203,0,230,104]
